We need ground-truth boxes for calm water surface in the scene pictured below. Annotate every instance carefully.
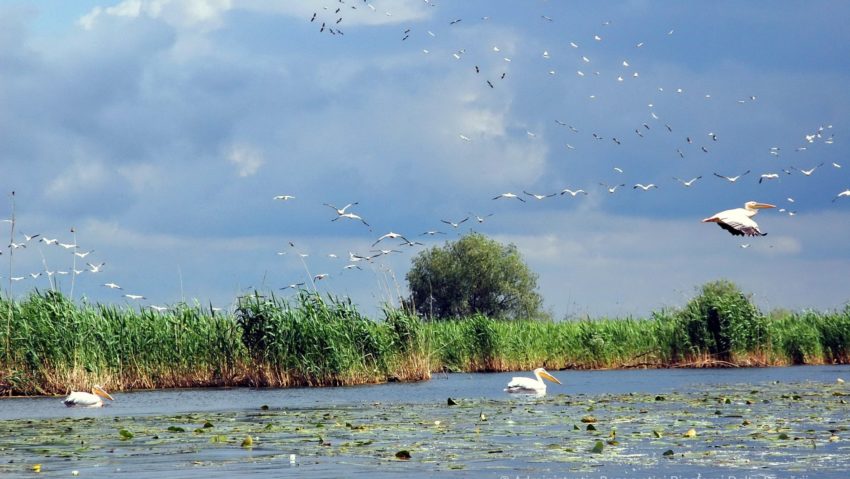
[1,365,848,479]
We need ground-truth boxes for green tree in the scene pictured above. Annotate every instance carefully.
[405,233,544,320]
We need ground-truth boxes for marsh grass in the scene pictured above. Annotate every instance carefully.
[0,290,431,395]
[0,286,848,396]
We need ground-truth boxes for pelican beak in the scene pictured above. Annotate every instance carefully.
[753,203,776,209]
[93,386,114,401]
[539,371,562,385]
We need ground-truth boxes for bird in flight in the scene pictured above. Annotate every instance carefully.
[673,176,702,187]
[123,294,145,300]
[493,193,526,202]
[633,183,658,191]
[702,201,775,236]
[600,183,626,194]
[833,189,850,203]
[372,232,409,247]
[523,191,556,200]
[560,188,588,197]
[441,217,469,229]
[103,282,122,289]
[87,262,106,273]
[713,170,751,183]
[792,163,824,176]
[758,173,780,184]
[273,195,295,201]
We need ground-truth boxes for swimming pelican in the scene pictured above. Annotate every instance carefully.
[63,385,114,407]
[702,201,775,236]
[504,367,561,395]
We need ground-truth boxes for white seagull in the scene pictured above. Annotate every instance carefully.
[633,183,658,191]
[273,195,296,201]
[702,201,776,237]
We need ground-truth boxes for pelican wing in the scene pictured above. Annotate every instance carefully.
[504,376,546,393]
[715,210,764,237]
[63,391,103,408]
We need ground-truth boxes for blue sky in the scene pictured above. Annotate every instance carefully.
[1,0,849,318]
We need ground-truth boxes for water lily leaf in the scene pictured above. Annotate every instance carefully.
[590,440,604,453]
[395,450,411,460]
[167,426,186,432]
[118,429,133,440]
[203,421,214,428]
[241,435,253,448]
[581,416,597,423]
[586,424,597,431]
[447,398,458,406]
[662,449,675,457]
[778,433,790,440]
[683,428,697,438]
[652,430,663,438]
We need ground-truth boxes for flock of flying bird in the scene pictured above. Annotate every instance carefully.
[3,2,848,310]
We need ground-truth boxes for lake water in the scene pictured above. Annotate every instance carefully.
[2,365,849,478]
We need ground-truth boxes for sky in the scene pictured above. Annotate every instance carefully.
[1,0,849,318]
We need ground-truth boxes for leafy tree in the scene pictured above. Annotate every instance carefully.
[405,233,544,320]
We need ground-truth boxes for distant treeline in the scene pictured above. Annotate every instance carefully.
[1,281,848,396]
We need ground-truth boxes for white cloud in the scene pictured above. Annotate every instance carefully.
[226,144,264,177]
[46,160,110,199]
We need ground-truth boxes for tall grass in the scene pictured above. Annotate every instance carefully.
[1,285,849,396]
[0,291,430,396]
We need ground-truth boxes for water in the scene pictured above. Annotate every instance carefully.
[2,365,849,478]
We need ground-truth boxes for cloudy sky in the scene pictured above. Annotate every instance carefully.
[1,0,848,318]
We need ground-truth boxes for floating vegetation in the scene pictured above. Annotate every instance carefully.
[0,380,847,477]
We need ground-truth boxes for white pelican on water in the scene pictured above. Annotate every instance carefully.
[63,385,114,407]
[702,201,775,236]
[504,368,561,395]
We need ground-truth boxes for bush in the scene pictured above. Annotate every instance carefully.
[405,233,544,320]
[676,280,767,361]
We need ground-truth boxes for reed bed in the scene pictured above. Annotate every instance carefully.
[1,287,849,396]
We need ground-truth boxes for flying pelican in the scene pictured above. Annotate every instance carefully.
[560,188,587,197]
[758,173,780,184]
[833,189,850,203]
[324,202,358,216]
[792,163,824,176]
[504,368,561,395]
[63,385,114,407]
[633,183,658,191]
[702,201,776,236]
[714,170,751,183]
[441,217,469,228]
[673,176,702,187]
[372,232,409,247]
[493,193,526,202]
[600,183,626,194]
[523,191,556,200]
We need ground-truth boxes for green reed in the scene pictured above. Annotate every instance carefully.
[1,289,848,396]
